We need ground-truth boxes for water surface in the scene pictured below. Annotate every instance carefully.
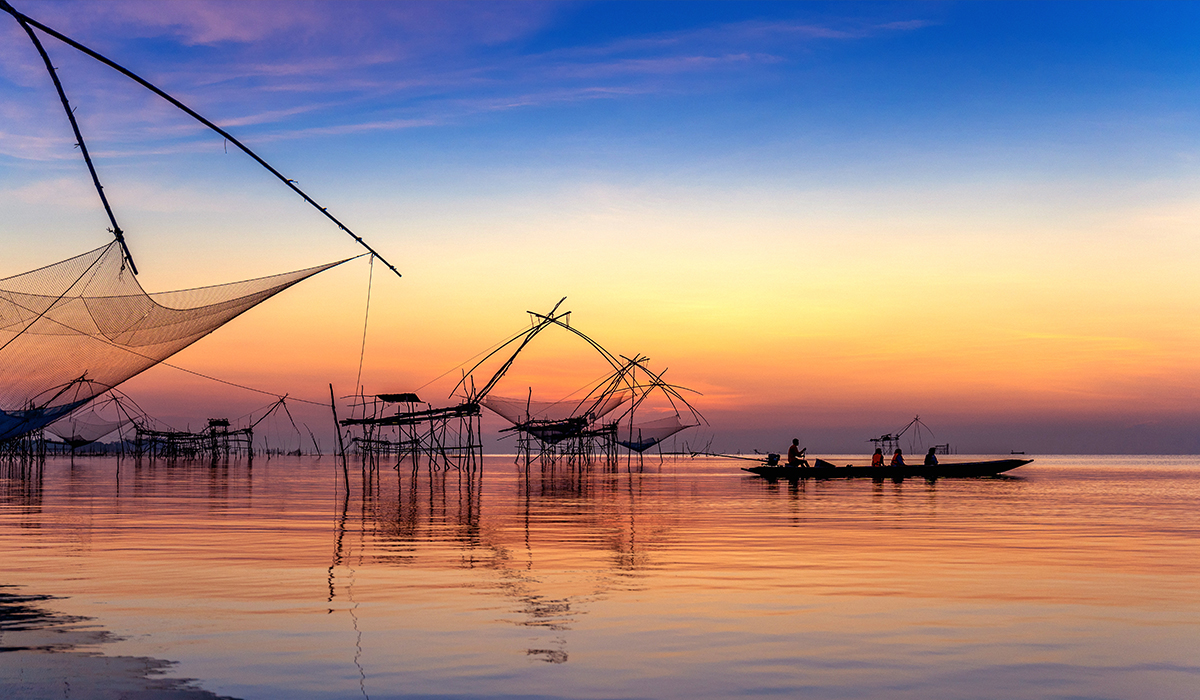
[1,455,1197,699]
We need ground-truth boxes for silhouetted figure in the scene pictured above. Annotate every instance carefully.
[924,447,939,466]
[871,448,884,467]
[787,438,806,467]
[890,448,905,467]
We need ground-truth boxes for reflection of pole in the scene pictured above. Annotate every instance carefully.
[327,486,349,608]
[330,384,349,490]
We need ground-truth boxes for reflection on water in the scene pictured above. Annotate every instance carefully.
[1,455,1199,699]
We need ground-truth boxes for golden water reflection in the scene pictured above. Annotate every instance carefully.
[1,455,1198,699]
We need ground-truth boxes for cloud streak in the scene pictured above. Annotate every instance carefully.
[0,2,936,158]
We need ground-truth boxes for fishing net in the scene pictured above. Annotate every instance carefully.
[482,390,630,426]
[44,390,142,448]
[46,409,125,447]
[0,242,344,441]
[617,414,696,452]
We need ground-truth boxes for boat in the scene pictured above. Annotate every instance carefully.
[743,457,1031,480]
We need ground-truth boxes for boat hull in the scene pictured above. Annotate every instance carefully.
[743,458,1032,480]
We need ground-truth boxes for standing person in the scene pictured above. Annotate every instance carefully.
[890,448,905,466]
[924,447,939,466]
[787,438,806,467]
[871,448,885,467]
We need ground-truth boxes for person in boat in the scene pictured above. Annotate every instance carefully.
[787,438,807,467]
[871,448,884,467]
[924,447,939,466]
[890,448,905,467]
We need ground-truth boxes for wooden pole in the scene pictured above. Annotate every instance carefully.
[0,0,400,278]
[330,384,349,490]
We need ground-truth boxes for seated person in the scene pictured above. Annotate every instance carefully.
[890,448,905,467]
[924,447,939,466]
[787,438,807,467]
[871,448,884,467]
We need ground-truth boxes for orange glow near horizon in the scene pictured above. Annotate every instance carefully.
[103,179,1200,444]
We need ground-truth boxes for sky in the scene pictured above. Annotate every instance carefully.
[3,0,1200,454]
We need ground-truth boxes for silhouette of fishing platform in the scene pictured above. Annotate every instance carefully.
[868,415,945,454]
[340,392,483,472]
[336,299,704,473]
[460,299,703,468]
[134,419,253,462]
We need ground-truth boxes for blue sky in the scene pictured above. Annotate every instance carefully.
[4,2,1200,452]
[6,2,1198,178]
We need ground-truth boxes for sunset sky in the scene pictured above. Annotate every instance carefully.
[3,1,1200,453]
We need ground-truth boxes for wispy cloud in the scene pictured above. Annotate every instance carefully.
[875,19,940,32]
[22,0,325,46]
[451,86,648,115]
[215,101,348,129]
[258,117,440,140]
[0,127,77,161]
[4,176,98,209]
[545,53,777,81]
[0,2,936,157]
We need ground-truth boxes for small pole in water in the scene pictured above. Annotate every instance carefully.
[329,384,349,490]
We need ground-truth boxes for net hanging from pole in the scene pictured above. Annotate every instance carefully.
[481,391,630,426]
[0,242,346,441]
[617,413,697,453]
[44,390,137,448]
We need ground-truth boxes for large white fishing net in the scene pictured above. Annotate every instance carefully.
[0,242,343,440]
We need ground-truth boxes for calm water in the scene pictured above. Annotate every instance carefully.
[1,455,1198,699]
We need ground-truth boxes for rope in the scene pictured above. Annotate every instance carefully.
[412,323,532,395]
[355,255,374,393]
[154,361,325,406]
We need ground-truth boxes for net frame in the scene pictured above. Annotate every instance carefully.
[0,242,347,440]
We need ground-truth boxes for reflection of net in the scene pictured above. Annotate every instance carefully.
[0,242,342,441]
[482,391,629,425]
[618,414,695,452]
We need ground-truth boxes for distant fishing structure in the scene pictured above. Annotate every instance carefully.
[0,1,399,461]
[130,397,305,462]
[337,299,705,475]
[868,415,951,454]
[339,391,483,474]
[462,299,703,469]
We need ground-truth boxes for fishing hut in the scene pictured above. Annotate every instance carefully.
[132,398,297,462]
[340,392,483,472]
[134,419,253,462]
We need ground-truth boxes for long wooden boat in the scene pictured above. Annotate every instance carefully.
[743,458,1032,480]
